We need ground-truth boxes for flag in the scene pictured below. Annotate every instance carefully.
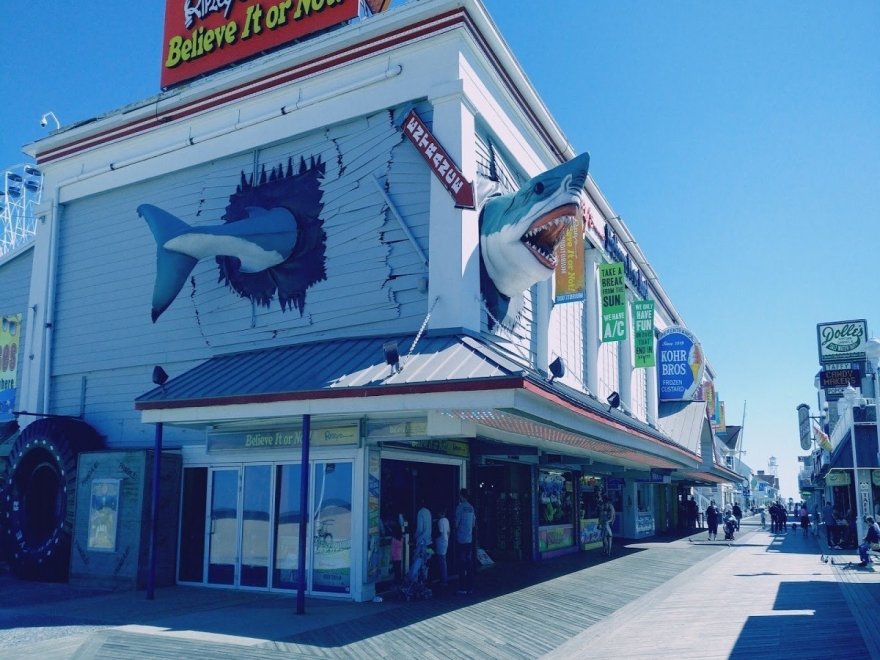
[814,423,832,452]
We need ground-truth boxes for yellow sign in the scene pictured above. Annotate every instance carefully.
[207,425,358,451]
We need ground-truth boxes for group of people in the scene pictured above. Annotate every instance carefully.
[391,489,477,595]
[703,500,743,541]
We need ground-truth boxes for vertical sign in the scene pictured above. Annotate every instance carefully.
[0,314,21,419]
[631,300,655,367]
[554,217,585,303]
[366,449,381,582]
[599,263,626,342]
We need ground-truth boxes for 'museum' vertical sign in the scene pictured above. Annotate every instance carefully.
[554,217,585,303]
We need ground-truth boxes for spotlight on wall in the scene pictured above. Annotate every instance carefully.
[548,356,566,383]
[383,340,400,374]
[606,391,621,411]
[152,365,169,388]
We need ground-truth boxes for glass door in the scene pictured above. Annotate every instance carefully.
[207,468,239,585]
[240,465,271,588]
[311,462,353,594]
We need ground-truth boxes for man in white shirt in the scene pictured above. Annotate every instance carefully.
[435,507,450,587]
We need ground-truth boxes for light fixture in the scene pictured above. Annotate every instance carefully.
[152,365,169,387]
[548,357,565,382]
[40,111,60,130]
[383,340,400,374]
[606,391,621,411]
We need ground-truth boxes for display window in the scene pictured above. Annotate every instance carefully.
[538,469,575,553]
[579,475,604,550]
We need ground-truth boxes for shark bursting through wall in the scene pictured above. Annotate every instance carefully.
[479,152,590,329]
[139,156,326,322]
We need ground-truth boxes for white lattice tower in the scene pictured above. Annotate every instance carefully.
[0,164,43,257]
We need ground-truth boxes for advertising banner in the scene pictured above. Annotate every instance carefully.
[705,382,716,425]
[599,262,626,342]
[657,326,704,401]
[631,300,655,367]
[0,314,21,419]
[161,0,365,88]
[554,217,585,303]
[817,319,867,364]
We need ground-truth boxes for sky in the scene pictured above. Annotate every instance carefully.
[1,1,878,500]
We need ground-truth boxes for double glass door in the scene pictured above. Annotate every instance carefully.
[181,461,353,594]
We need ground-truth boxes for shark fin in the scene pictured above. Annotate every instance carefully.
[138,204,199,322]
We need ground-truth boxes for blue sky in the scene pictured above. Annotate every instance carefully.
[2,1,878,499]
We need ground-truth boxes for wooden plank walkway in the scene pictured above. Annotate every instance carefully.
[2,520,877,659]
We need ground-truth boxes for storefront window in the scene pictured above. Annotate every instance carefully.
[538,469,575,553]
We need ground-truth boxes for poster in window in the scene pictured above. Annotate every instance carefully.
[87,479,120,552]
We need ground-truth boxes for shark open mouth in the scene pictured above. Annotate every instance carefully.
[521,203,579,269]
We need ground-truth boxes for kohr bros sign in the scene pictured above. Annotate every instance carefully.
[657,326,705,402]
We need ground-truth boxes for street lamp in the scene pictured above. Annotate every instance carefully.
[841,385,865,540]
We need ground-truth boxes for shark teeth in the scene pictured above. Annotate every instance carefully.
[521,204,578,269]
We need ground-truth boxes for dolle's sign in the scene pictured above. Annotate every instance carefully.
[817,319,867,364]
[162,0,366,88]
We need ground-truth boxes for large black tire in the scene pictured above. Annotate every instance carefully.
[4,418,103,581]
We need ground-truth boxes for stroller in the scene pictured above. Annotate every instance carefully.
[723,512,737,541]
[399,540,433,601]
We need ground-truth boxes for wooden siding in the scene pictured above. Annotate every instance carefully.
[48,105,432,443]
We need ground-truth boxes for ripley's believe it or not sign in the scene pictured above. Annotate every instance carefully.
[161,0,389,88]
[657,326,704,401]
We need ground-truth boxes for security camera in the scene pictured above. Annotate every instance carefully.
[40,116,47,127]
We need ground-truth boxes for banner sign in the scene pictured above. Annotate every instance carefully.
[825,470,851,486]
[705,382,717,425]
[161,0,364,88]
[631,300,655,367]
[554,217,585,303]
[657,326,704,401]
[401,110,475,208]
[817,319,867,364]
[0,314,21,419]
[599,262,626,342]
[207,424,358,451]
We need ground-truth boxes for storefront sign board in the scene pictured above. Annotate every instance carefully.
[161,0,363,88]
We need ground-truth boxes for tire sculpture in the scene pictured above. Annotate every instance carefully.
[4,418,103,581]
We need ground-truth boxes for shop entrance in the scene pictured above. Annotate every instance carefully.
[378,457,460,587]
[475,461,533,561]
[380,458,460,540]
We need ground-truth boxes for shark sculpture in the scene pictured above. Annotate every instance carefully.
[140,156,326,322]
[479,152,590,329]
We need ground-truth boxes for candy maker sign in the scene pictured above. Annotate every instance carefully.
[162,0,360,88]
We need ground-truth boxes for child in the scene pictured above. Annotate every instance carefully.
[391,526,403,583]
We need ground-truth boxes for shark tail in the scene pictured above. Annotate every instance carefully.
[137,204,198,322]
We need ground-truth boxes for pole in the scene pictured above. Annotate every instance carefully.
[844,388,865,541]
[296,414,311,615]
[146,421,163,600]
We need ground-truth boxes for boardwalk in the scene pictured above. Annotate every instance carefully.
[0,519,878,659]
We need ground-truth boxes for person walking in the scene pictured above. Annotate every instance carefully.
[858,516,880,566]
[706,500,720,541]
[435,507,450,588]
[732,502,743,532]
[599,493,616,556]
[821,500,836,546]
[799,502,810,538]
[455,488,476,595]
[687,496,698,530]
